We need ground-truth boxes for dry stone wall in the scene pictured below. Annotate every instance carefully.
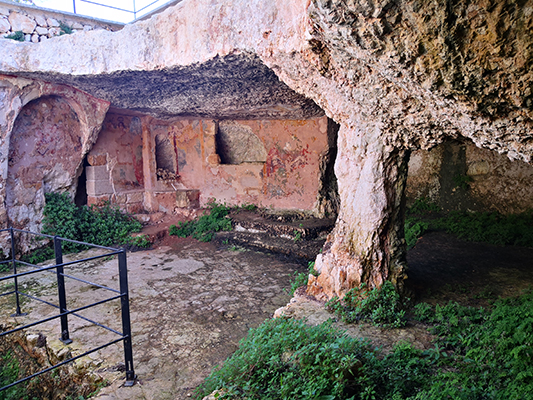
[0,0,123,43]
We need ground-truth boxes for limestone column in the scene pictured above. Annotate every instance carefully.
[307,122,409,300]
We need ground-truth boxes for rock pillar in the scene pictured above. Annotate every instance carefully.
[307,122,409,300]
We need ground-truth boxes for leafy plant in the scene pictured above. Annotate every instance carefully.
[59,22,73,35]
[42,192,142,253]
[196,290,533,400]
[407,197,441,215]
[0,350,25,400]
[326,282,406,328]
[288,261,319,296]
[434,209,533,247]
[5,31,25,42]
[404,219,429,249]
[126,234,151,249]
[194,318,371,400]
[169,203,232,242]
[405,196,533,248]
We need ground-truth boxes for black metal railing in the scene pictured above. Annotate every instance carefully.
[71,0,173,21]
[0,228,135,393]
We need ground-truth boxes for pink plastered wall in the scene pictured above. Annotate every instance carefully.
[88,113,329,213]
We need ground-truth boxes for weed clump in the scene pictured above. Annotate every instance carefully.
[43,193,142,251]
[4,31,25,42]
[196,290,533,400]
[288,261,319,296]
[326,282,407,328]
[169,203,232,242]
[194,318,371,400]
[21,192,144,263]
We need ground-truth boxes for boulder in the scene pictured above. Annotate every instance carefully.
[8,11,36,34]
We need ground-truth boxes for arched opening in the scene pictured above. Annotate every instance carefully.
[6,95,83,232]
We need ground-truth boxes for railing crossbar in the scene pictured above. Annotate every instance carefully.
[69,311,124,336]
[17,291,59,309]
[0,252,122,283]
[14,291,124,336]
[0,227,135,391]
[60,273,121,294]
[16,251,122,268]
[135,0,162,14]
[1,228,123,252]
[0,336,126,393]
[0,294,123,338]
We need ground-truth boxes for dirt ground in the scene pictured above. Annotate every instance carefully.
[1,226,533,400]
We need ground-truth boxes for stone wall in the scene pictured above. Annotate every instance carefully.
[0,0,123,43]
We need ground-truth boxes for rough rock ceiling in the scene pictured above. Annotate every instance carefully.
[18,53,324,120]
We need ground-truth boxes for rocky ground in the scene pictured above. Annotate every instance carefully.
[1,214,533,400]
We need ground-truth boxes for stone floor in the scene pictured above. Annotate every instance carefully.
[0,237,303,400]
[2,229,533,400]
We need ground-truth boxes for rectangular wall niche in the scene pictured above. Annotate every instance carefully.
[155,133,179,180]
[216,121,267,164]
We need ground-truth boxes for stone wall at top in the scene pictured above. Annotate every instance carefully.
[0,0,123,43]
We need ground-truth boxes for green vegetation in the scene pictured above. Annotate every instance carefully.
[0,350,24,400]
[326,282,407,328]
[169,203,232,242]
[42,192,142,251]
[194,318,373,400]
[453,174,474,190]
[433,209,533,247]
[404,197,533,249]
[195,289,533,400]
[20,193,143,264]
[59,22,73,35]
[5,31,25,42]
[288,261,319,296]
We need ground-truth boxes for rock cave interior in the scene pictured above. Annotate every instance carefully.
[1,0,533,397]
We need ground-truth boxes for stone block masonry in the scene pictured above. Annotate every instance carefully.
[0,0,123,43]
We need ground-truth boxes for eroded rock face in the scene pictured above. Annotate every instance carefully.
[0,0,531,297]
[6,96,83,233]
[0,77,109,254]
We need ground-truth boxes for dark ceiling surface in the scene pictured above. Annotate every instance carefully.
[19,53,324,120]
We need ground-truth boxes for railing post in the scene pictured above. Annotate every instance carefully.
[73,0,76,13]
[10,228,26,317]
[118,250,136,386]
[55,236,72,344]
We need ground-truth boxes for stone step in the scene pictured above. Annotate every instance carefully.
[215,231,326,262]
[229,210,335,240]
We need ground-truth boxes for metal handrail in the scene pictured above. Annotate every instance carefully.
[0,228,136,392]
[72,0,170,21]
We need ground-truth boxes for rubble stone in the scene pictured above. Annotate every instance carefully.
[9,11,36,33]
